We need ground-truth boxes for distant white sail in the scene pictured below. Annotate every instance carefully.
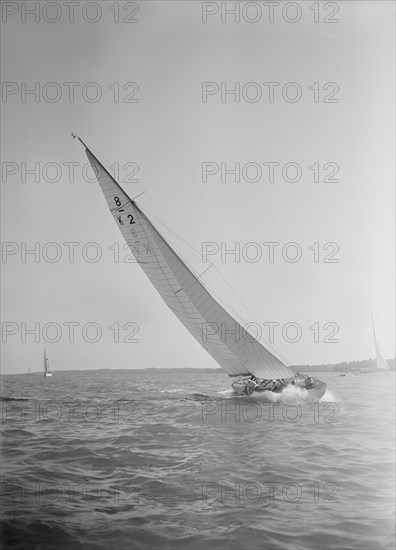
[82,142,293,380]
[44,348,51,375]
[375,342,389,371]
[372,312,389,370]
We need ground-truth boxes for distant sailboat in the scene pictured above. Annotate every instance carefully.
[27,368,34,375]
[44,348,52,377]
[372,312,389,371]
[75,136,326,399]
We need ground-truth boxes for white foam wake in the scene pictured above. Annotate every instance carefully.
[320,389,336,402]
[217,389,234,395]
[252,385,309,403]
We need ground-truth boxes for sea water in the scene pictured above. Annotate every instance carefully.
[1,369,395,550]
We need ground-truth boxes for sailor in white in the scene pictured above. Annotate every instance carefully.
[246,377,258,395]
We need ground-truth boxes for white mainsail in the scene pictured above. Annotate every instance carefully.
[372,313,389,370]
[81,139,293,380]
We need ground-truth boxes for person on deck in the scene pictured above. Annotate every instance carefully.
[246,377,258,395]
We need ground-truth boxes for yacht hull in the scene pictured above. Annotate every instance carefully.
[232,375,326,400]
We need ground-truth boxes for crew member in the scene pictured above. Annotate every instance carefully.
[246,377,258,395]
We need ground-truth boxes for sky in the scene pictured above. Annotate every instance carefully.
[1,0,395,373]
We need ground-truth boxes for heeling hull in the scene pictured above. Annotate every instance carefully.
[232,377,326,400]
[303,381,326,400]
[44,373,52,377]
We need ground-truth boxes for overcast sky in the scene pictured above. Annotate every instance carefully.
[1,1,394,373]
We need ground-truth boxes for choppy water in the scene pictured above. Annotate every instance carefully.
[1,369,395,550]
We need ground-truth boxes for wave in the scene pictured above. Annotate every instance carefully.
[0,397,30,402]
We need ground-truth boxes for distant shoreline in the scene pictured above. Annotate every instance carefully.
[2,357,395,375]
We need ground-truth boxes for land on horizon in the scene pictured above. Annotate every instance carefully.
[2,357,395,375]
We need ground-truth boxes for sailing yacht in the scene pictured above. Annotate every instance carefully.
[372,312,389,371]
[27,368,34,375]
[75,136,326,399]
[44,348,52,377]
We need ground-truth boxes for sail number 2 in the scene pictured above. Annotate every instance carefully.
[114,197,135,224]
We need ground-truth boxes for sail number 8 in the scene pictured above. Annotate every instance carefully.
[114,196,135,224]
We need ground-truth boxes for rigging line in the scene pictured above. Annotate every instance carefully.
[110,200,130,212]
[79,136,114,171]
[136,205,256,367]
[133,207,182,299]
[133,210,222,346]
[132,191,146,201]
[210,268,292,366]
[167,274,246,371]
[135,206,205,275]
[77,134,146,200]
[138,206,209,263]
[140,205,292,366]
[110,196,145,213]
[156,235,283,370]
[137,207,241,306]
[141,207,293,365]
[179,308,247,373]
[133,212,253,338]
[197,264,213,280]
